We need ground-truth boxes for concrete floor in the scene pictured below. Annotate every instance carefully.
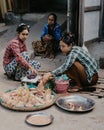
[0,13,104,130]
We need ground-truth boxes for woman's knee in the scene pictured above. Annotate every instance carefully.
[29,60,41,70]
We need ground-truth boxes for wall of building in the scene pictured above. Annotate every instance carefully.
[12,0,67,13]
[84,0,101,42]
[30,0,67,13]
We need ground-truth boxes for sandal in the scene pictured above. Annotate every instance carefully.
[68,85,82,93]
[68,88,80,93]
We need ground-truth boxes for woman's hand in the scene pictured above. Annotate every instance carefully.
[42,72,54,85]
[37,79,45,91]
[43,35,53,42]
[29,66,38,75]
[38,72,54,89]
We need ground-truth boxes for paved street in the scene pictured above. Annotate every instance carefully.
[0,13,104,130]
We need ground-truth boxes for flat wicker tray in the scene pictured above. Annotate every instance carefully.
[0,89,56,112]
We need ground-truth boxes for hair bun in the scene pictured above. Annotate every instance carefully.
[18,23,26,27]
[60,32,75,45]
[16,23,30,33]
[18,23,30,29]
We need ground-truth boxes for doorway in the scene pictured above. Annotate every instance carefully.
[67,0,79,45]
[13,0,29,13]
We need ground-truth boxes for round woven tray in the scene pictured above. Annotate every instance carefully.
[0,89,56,112]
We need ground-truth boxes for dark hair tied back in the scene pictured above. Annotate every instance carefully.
[60,32,75,45]
[16,23,30,33]
[48,13,57,23]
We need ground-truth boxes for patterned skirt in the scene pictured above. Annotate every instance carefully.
[4,51,41,81]
[32,40,47,56]
[32,40,59,56]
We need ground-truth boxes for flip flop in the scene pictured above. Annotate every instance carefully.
[68,85,82,93]
[68,88,80,93]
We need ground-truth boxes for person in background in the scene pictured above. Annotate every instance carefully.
[38,32,99,91]
[32,13,61,59]
[3,23,41,81]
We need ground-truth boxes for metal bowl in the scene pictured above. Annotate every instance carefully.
[25,112,54,126]
[56,94,95,113]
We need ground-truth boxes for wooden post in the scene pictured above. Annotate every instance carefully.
[8,0,12,11]
[67,0,70,33]
[0,0,7,19]
[78,0,84,46]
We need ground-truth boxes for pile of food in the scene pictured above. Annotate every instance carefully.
[0,84,56,111]
[64,102,85,111]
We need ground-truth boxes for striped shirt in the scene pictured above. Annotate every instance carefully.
[52,46,99,83]
[3,37,30,69]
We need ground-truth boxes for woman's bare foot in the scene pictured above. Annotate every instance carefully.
[49,53,55,59]
[44,51,49,58]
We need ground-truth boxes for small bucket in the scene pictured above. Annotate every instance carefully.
[55,80,69,93]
